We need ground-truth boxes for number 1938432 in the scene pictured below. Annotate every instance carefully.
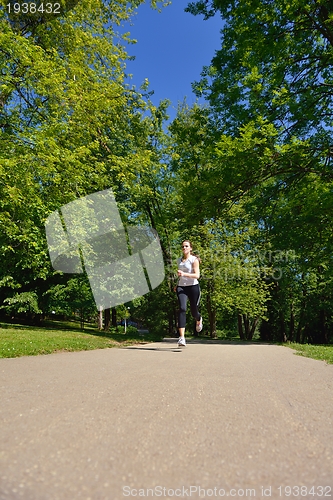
[6,2,61,14]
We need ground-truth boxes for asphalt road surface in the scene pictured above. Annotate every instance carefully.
[0,340,332,500]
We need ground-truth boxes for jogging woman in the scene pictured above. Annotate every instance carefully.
[176,240,203,347]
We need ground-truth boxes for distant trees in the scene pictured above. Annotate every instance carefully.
[0,0,170,325]
[1,0,332,343]
[182,0,333,343]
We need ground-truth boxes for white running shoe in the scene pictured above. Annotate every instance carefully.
[196,318,203,333]
[177,336,186,347]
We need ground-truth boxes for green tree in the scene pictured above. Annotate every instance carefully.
[186,0,333,140]
[0,0,170,322]
[167,105,271,338]
[44,276,96,328]
[250,173,333,344]
[184,1,333,343]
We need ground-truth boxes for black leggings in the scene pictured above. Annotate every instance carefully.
[177,284,201,329]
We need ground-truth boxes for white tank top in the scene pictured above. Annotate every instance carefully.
[177,255,198,286]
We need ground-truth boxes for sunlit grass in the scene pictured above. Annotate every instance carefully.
[2,321,332,363]
[0,321,162,358]
[286,342,333,364]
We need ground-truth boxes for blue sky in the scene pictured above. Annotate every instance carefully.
[122,1,222,120]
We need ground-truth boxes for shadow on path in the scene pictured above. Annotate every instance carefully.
[162,337,273,346]
[125,346,182,352]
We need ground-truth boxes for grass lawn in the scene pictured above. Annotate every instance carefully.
[285,342,333,364]
[2,321,332,363]
[0,321,162,358]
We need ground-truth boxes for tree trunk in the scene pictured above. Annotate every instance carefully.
[243,314,250,339]
[80,308,84,330]
[238,313,245,340]
[279,310,287,342]
[209,308,217,339]
[296,301,306,343]
[295,322,302,343]
[319,308,328,344]
[289,302,295,341]
[239,314,258,340]
[104,308,110,332]
[249,317,259,340]
[301,325,308,344]
[111,307,117,328]
[97,308,103,330]
[297,276,306,343]
[206,281,217,338]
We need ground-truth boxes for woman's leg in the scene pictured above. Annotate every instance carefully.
[176,286,188,338]
[188,284,201,324]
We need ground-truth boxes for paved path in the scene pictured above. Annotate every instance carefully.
[0,341,332,500]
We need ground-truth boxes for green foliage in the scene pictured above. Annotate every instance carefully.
[1,0,333,346]
[166,104,272,337]
[248,170,333,344]
[131,280,176,336]
[44,276,96,318]
[1,291,42,315]
[286,343,333,365]
[187,0,333,139]
[0,0,172,325]
[182,1,333,344]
